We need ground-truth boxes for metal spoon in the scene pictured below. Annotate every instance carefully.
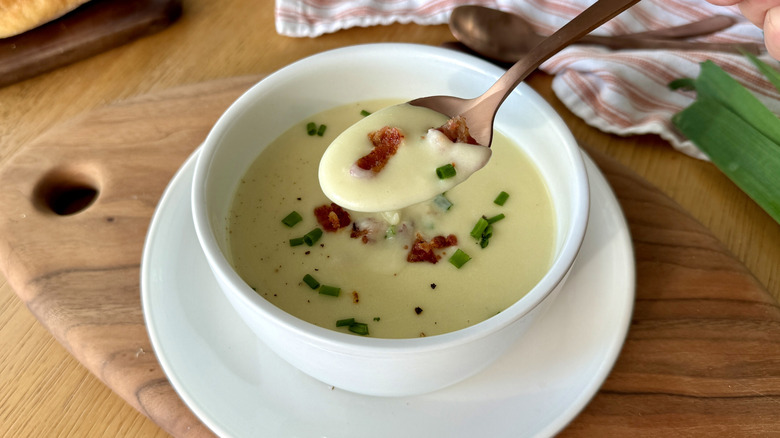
[411,0,645,147]
[449,5,761,63]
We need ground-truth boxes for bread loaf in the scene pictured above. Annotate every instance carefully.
[0,0,91,38]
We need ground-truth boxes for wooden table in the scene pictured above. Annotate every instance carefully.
[1,1,778,436]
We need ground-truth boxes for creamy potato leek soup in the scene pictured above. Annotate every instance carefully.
[227,100,555,339]
[319,103,492,212]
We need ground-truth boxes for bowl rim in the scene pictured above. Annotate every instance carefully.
[191,42,590,353]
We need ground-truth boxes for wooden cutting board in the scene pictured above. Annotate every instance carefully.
[0,76,778,437]
[0,0,181,88]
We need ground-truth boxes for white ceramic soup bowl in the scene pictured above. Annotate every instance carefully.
[191,43,589,397]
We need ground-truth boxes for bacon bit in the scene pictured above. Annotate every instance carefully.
[350,218,399,244]
[314,203,351,232]
[352,291,360,304]
[350,223,370,243]
[407,233,458,264]
[435,116,479,145]
[355,126,404,173]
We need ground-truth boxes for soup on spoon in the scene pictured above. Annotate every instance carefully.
[320,0,643,212]
[318,103,492,213]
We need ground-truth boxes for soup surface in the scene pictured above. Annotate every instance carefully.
[227,100,555,339]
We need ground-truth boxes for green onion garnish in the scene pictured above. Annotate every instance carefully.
[336,318,355,327]
[494,191,510,206]
[449,249,471,269]
[289,237,305,247]
[306,122,317,136]
[479,225,493,248]
[360,109,371,117]
[317,124,327,136]
[319,285,340,297]
[486,213,505,224]
[470,217,489,240]
[303,228,323,246]
[436,163,457,179]
[433,193,453,211]
[302,274,320,289]
[281,211,302,227]
[348,322,369,335]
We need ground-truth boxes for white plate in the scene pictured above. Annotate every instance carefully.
[141,149,634,438]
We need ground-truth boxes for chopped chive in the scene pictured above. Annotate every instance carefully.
[436,163,457,179]
[360,109,371,117]
[289,237,305,246]
[494,191,510,206]
[281,211,303,227]
[470,217,489,240]
[319,285,340,297]
[385,225,396,239]
[306,122,317,136]
[373,317,381,321]
[348,322,369,336]
[433,193,453,211]
[479,225,493,248]
[302,274,320,289]
[486,213,505,224]
[336,318,355,327]
[303,228,323,246]
[449,249,471,269]
[317,124,327,136]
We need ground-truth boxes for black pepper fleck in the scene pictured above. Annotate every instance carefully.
[430,283,437,289]
[414,307,423,315]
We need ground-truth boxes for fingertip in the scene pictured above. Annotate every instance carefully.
[764,7,780,60]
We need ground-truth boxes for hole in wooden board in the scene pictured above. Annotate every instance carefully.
[34,165,101,216]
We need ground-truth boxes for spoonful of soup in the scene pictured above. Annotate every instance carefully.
[319,0,640,213]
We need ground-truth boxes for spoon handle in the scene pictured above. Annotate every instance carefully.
[602,14,736,40]
[578,35,761,54]
[465,0,641,144]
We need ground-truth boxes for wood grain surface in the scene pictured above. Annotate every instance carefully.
[0,75,778,437]
[0,0,182,88]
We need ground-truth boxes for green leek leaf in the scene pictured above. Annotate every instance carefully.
[668,78,696,91]
[745,52,780,93]
[688,61,780,146]
[672,59,780,224]
[673,97,780,223]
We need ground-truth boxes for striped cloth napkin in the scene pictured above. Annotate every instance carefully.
[275,0,780,159]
